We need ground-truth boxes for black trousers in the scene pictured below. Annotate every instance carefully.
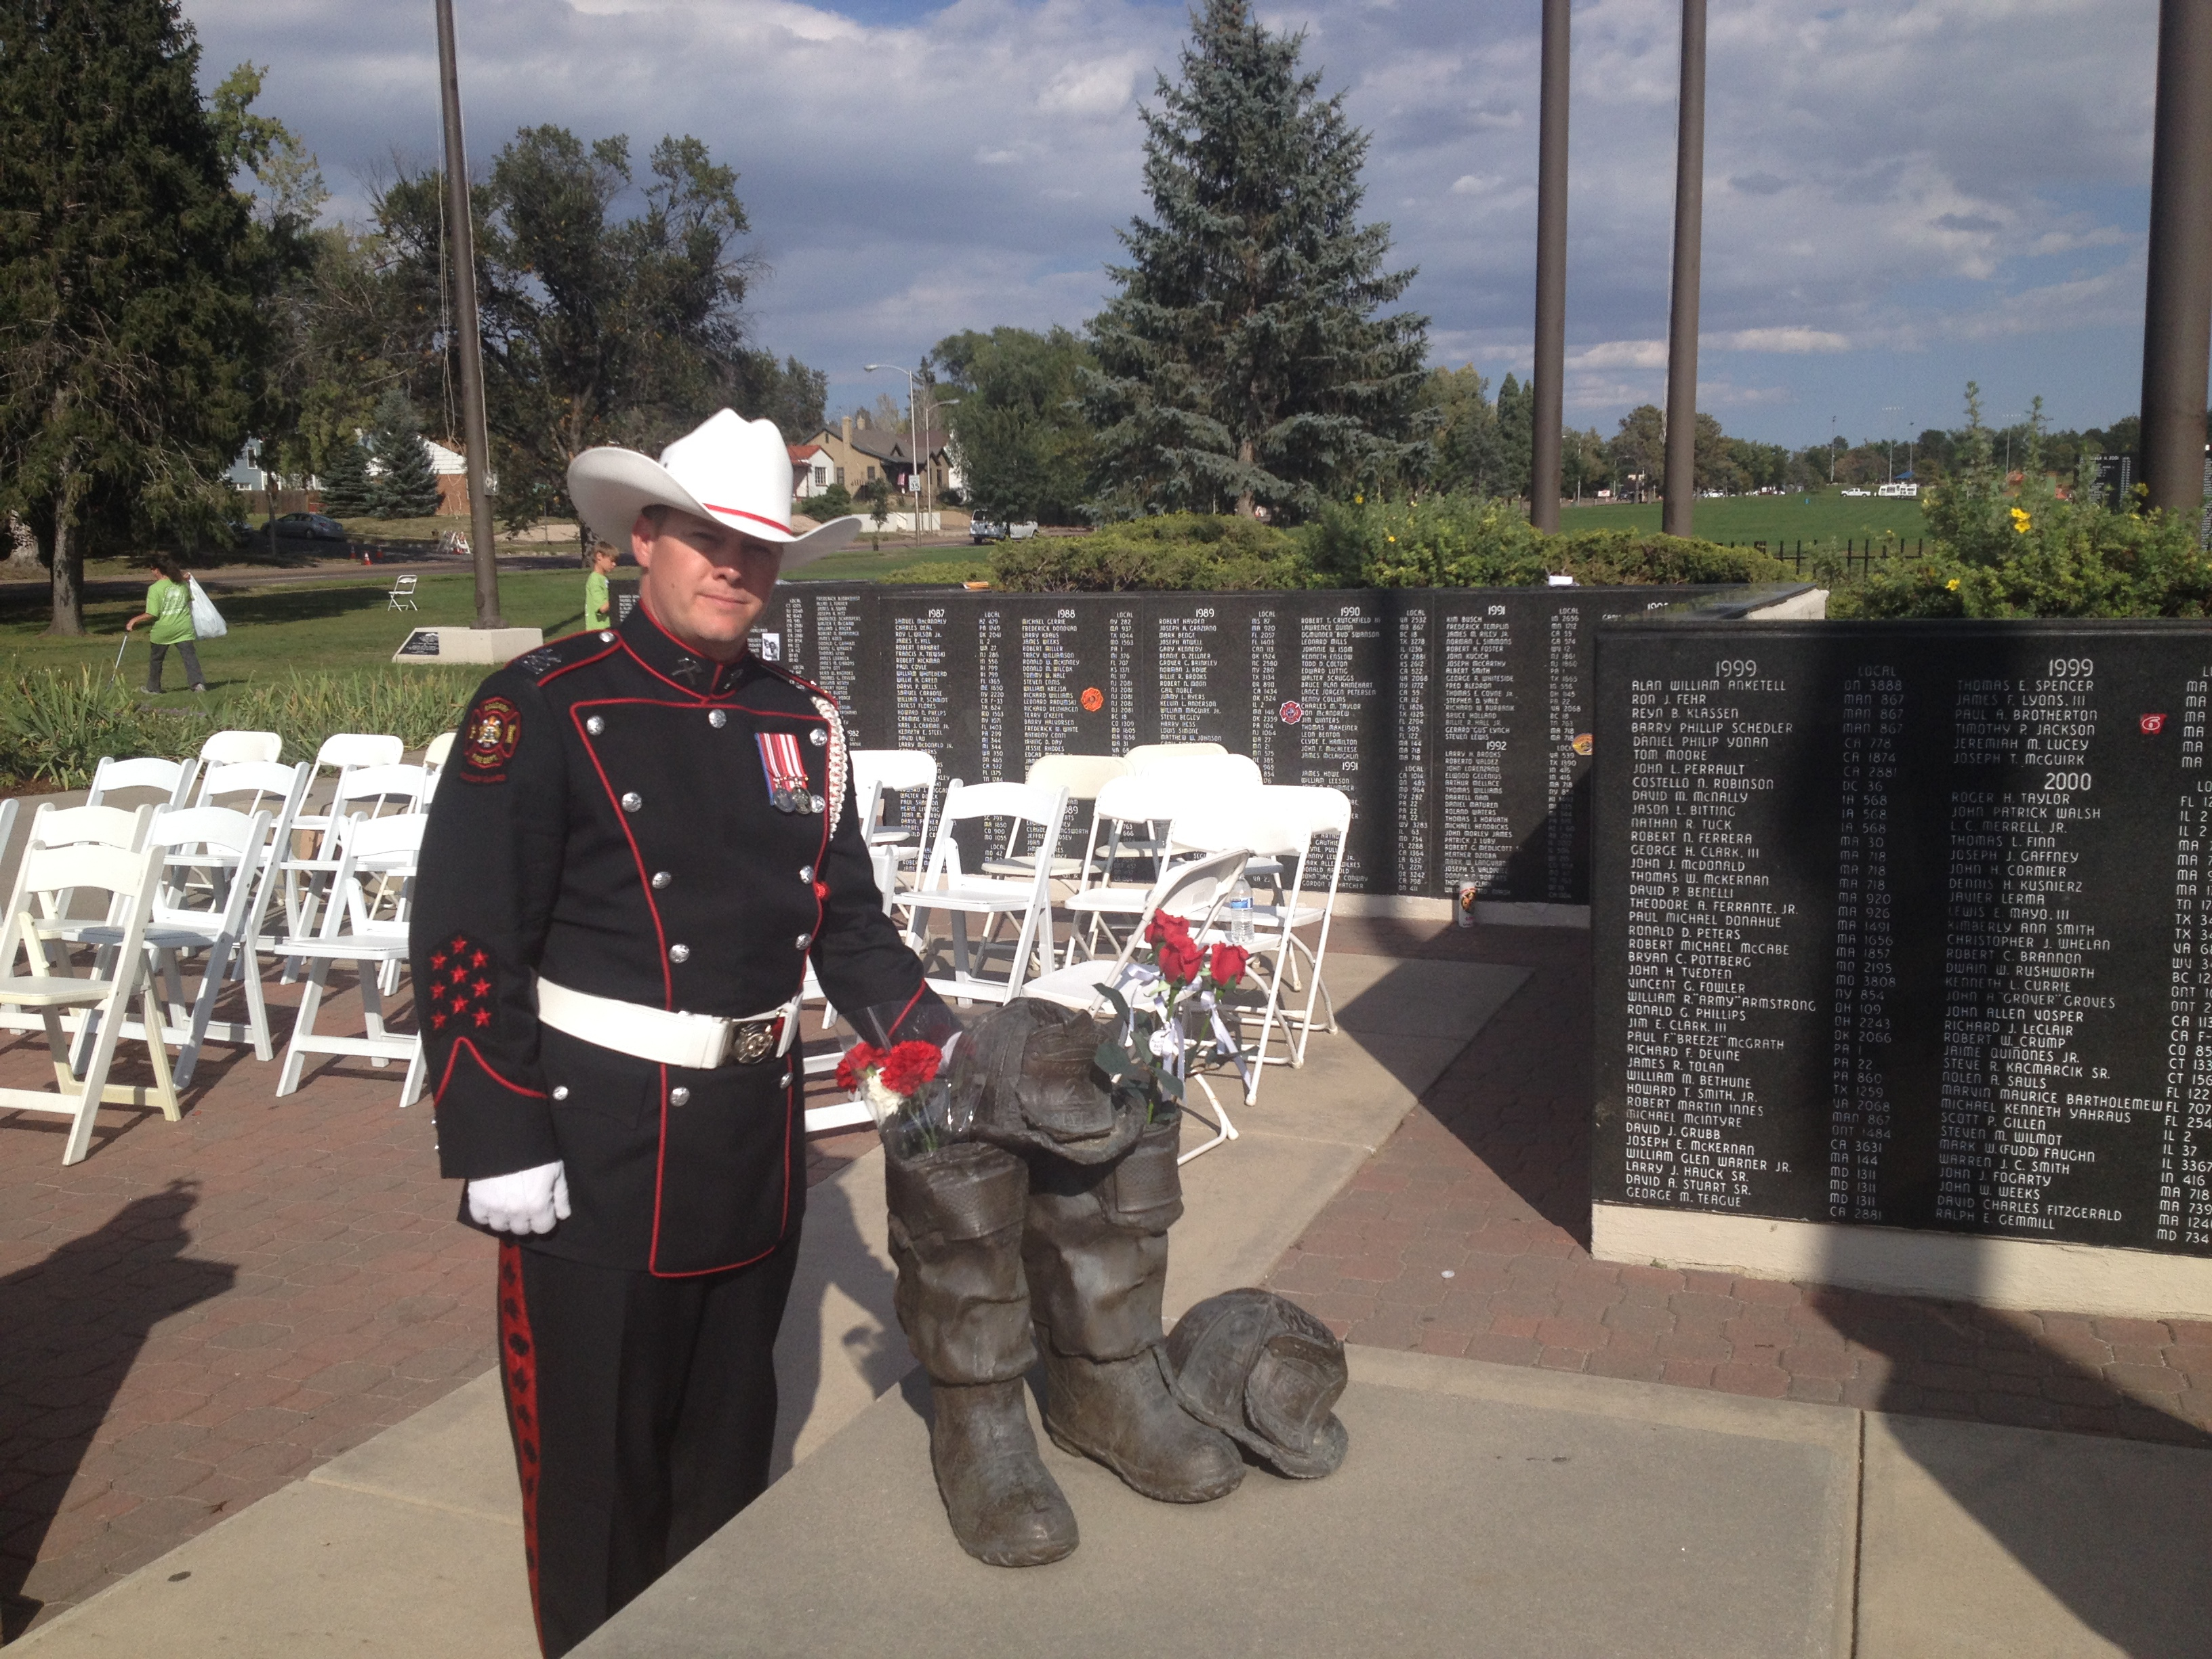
[145,638,204,692]
[496,1235,800,1657]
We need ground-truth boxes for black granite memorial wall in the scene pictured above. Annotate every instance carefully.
[1593,619,2212,1258]
[603,578,1762,899]
[739,583,1743,901]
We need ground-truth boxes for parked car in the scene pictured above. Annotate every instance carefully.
[272,511,348,541]
[1840,487,1872,497]
[970,518,1040,543]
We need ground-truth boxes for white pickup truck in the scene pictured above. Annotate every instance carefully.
[970,518,1040,543]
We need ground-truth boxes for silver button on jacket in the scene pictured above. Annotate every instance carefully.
[669,943,691,963]
[652,871,672,889]
[621,792,642,812]
[709,710,728,729]
[669,1086,691,1106]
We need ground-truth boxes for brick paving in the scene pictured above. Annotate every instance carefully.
[0,969,874,1639]
[11,904,2212,1639]
[1269,919,2212,1451]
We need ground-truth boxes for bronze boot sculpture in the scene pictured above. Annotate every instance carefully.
[884,1135,1078,1566]
[1023,1113,1245,1504]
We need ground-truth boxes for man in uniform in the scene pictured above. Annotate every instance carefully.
[411,409,954,1656]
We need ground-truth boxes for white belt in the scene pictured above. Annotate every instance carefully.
[535,978,800,1070]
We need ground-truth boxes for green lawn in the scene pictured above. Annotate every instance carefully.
[1558,489,1932,552]
[0,569,594,703]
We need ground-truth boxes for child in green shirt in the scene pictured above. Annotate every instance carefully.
[584,544,617,631]
[125,555,205,692]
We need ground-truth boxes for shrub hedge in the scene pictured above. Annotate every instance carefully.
[988,498,1790,592]
[0,667,480,790]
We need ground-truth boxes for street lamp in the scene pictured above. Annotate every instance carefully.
[865,363,922,544]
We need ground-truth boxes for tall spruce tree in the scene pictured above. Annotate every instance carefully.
[367,392,440,518]
[1495,373,1534,499]
[0,1,284,632]
[317,434,376,517]
[1084,0,1428,520]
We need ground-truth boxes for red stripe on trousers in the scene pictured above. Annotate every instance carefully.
[497,1242,548,1655]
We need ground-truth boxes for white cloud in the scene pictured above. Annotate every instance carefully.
[1715,328,1852,354]
[179,0,2163,441]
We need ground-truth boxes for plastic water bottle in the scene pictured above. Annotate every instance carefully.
[1227,877,1254,945]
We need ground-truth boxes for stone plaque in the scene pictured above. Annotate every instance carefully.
[1594,619,2212,1256]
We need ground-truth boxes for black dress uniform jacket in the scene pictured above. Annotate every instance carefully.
[411,603,944,1276]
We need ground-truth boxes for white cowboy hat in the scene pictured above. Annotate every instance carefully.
[567,409,862,569]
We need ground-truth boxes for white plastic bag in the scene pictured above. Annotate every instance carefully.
[187,577,228,639]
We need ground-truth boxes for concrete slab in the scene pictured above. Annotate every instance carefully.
[12,954,1525,1656]
[9,1452,534,1658]
[1857,1412,2212,1659]
[577,1346,1859,1659]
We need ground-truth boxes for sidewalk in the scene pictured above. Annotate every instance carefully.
[9,921,2212,1656]
[11,953,1529,1655]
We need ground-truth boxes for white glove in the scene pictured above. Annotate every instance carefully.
[467,1161,571,1235]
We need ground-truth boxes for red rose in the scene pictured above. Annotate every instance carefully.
[878,1040,943,1097]
[1155,930,1202,985]
[836,1042,887,1092]
[1145,910,1193,949]
[1208,943,1250,985]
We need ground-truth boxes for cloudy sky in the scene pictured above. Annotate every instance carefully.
[183,0,2171,449]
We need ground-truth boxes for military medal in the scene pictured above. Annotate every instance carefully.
[757,731,815,813]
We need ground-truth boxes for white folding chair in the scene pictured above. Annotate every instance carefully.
[1063,771,1229,964]
[983,755,1130,887]
[86,754,198,810]
[1242,784,1351,1069]
[388,574,419,611]
[422,731,457,773]
[196,760,312,974]
[1124,741,1227,772]
[291,733,407,850]
[849,749,939,886]
[0,840,177,1164]
[200,730,283,765]
[276,812,426,1104]
[77,806,274,1087]
[1163,792,1326,1107]
[1023,846,1249,1164]
[899,779,1069,1005]
[285,762,432,967]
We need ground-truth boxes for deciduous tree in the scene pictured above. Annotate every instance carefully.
[931,326,1096,524]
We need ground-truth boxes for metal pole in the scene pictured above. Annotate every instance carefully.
[1661,0,1706,539]
[2140,0,2212,518]
[435,0,504,628]
[1529,0,1570,534]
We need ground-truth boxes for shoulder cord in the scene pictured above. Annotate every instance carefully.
[808,692,848,830]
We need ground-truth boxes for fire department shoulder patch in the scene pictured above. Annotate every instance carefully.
[462,696,522,781]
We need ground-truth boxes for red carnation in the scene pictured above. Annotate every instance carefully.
[878,1041,943,1097]
[836,1042,887,1092]
[1208,943,1250,985]
[1155,929,1202,985]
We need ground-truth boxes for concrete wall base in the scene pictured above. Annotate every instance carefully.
[391,627,545,665]
[1324,895,1591,928]
[1591,1202,2212,1320]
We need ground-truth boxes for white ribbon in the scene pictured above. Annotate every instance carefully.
[1107,963,1252,1091]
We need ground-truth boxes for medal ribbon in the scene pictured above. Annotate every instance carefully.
[756,731,809,806]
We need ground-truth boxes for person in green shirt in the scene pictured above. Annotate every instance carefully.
[125,555,206,693]
[583,544,617,631]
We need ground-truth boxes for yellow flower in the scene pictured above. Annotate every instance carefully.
[2009,506,2031,534]
[1387,534,1396,543]
[1946,577,1961,591]
[1353,493,1365,505]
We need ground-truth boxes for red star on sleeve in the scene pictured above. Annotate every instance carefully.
[431,952,447,970]
[473,1008,492,1027]
[471,950,487,968]
[450,935,467,954]
[451,967,469,985]
[472,979,491,997]
[432,1012,447,1029]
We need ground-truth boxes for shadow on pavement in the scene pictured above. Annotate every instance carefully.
[1815,1263,2212,1652]
[0,1181,236,1639]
